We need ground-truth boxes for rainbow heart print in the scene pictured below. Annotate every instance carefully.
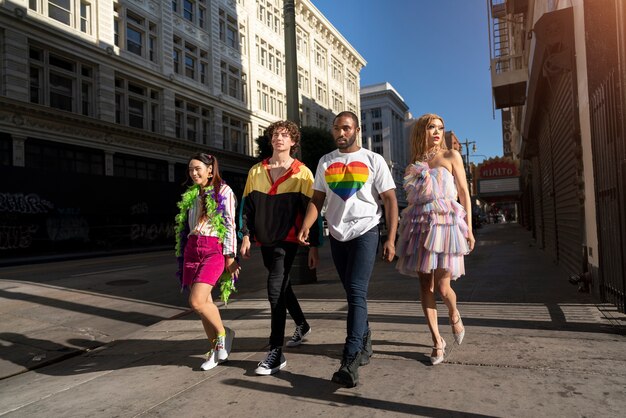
[325,161,370,201]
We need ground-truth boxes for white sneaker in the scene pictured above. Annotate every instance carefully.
[215,327,235,361]
[200,350,218,371]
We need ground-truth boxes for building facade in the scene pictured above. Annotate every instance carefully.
[0,0,364,259]
[360,82,410,207]
[488,0,626,312]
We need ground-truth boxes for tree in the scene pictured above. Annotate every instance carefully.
[254,131,272,161]
[299,126,335,170]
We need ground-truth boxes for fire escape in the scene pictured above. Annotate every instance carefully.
[489,0,528,109]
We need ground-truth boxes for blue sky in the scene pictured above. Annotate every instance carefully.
[313,0,503,162]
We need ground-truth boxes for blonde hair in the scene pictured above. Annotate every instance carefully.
[409,113,447,162]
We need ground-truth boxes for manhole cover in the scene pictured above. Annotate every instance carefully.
[105,279,149,286]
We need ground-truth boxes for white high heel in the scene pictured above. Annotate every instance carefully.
[451,313,465,345]
[430,338,446,365]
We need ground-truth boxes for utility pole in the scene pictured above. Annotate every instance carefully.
[461,138,476,196]
[283,0,314,283]
[283,0,300,127]
[461,138,476,176]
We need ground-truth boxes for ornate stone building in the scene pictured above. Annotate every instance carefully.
[0,0,364,258]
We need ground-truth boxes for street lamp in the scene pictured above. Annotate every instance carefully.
[461,139,477,175]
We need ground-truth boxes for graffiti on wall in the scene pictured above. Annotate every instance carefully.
[0,225,39,249]
[0,193,53,250]
[46,208,90,242]
[0,193,53,214]
[130,202,174,242]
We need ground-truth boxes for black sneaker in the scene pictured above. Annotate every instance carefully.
[286,323,311,347]
[255,346,286,375]
[360,329,373,366]
[331,352,362,388]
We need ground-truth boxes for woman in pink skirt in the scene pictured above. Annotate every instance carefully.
[175,153,239,370]
[396,114,475,365]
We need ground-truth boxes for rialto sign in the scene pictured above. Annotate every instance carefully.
[478,160,520,179]
[476,157,521,197]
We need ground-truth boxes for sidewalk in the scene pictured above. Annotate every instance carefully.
[1,223,625,417]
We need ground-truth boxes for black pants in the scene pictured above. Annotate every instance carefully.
[261,242,308,348]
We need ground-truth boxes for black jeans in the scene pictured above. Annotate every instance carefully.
[261,242,307,348]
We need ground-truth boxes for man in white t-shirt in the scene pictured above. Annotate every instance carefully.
[298,111,398,388]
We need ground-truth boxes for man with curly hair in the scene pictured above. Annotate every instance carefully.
[239,120,321,375]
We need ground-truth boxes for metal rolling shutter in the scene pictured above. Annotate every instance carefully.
[550,72,583,274]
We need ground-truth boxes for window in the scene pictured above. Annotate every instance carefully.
[299,105,310,127]
[347,101,357,113]
[221,62,247,102]
[173,36,209,85]
[222,114,248,153]
[172,0,208,30]
[29,46,94,116]
[298,66,310,93]
[25,138,104,175]
[113,153,168,181]
[314,42,326,68]
[257,0,281,35]
[29,0,93,34]
[371,108,381,118]
[183,0,193,21]
[332,90,343,112]
[115,76,160,132]
[0,134,13,167]
[175,97,212,143]
[239,24,247,55]
[373,134,382,143]
[296,26,309,56]
[372,121,382,131]
[255,37,283,77]
[346,71,357,95]
[331,57,343,83]
[256,82,285,118]
[316,112,328,129]
[113,5,159,63]
[315,79,327,105]
[219,9,239,50]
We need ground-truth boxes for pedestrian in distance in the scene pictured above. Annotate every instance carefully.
[395,113,475,365]
[239,120,321,376]
[298,111,398,388]
[174,153,239,371]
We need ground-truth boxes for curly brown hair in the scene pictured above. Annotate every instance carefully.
[266,120,301,155]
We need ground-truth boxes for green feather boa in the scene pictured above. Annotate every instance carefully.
[175,184,227,257]
[174,184,236,304]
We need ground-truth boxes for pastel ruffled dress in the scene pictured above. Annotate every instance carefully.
[396,162,469,279]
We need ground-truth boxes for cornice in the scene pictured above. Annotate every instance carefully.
[0,97,256,166]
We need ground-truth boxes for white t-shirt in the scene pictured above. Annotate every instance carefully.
[313,148,395,242]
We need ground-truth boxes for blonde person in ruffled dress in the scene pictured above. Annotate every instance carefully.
[396,113,475,365]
